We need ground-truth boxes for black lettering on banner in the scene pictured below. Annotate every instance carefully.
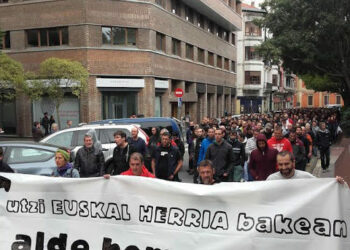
[210,211,228,230]
[28,201,38,213]
[146,248,161,250]
[90,202,105,218]
[125,246,140,250]
[237,213,254,231]
[313,218,331,237]
[333,220,347,238]
[71,240,89,250]
[64,200,78,216]
[6,200,19,213]
[122,204,131,221]
[102,237,120,250]
[105,203,121,220]
[274,214,293,234]
[35,231,45,250]
[184,209,201,227]
[11,234,31,250]
[167,207,184,226]
[256,217,272,233]
[79,201,89,217]
[20,199,29,213]
[154,207,167,223]
[47,233,67,250]
[139,205,153,222]
[39,199,45,214]
[52,200,63,215]
[202,210,211,229]
[294,218,311,235]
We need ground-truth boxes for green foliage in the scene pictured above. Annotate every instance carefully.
[254,39,281,66]
[301,74,341,93]
[258,0,350,104]
[0,53,25,101]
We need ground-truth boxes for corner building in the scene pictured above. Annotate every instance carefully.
[0,0,242,136]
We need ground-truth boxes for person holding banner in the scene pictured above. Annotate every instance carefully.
[121,152,154,178]
[197,159,219,185]
[52,149,79,178]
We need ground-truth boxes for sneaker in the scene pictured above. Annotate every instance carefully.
[322,169,327,173]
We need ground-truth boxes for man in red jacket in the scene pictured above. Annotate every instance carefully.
[121,152,155,178]
[267,125,293,153]
[249,134,278,181]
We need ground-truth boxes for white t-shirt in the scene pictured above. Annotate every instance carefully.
[267,170,315,180]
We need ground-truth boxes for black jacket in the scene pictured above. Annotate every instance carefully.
[205,140,233,177]
[74,146,105,177]
[112,144,137,175]
[227,139,245,167]
[0,160,14,173]
[194,137,204,165]
[315,129,331,150]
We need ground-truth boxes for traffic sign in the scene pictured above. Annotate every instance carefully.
[174,88,184,98]
[178,97,182,107]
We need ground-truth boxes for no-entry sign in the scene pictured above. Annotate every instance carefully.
[174,88,184,97]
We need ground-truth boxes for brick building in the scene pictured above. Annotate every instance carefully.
[293,77,344,108]
[0,0,242,136]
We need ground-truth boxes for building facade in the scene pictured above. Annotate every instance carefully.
[293,77,344,108]
[236,2,279,114]
[0,0,242,136]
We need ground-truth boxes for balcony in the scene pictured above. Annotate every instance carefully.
[243,83,261,90]
[182,0,242,31]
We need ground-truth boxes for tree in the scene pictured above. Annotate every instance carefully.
[257,0,350,105]
[36,57,89,128]
[0,53,25,102]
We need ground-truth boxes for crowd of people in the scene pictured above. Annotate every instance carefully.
[0,108,346,186]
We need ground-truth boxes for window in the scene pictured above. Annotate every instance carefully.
[245,71,261,84]
[7,147,54,164]
[208,21,215,34]
[0,0,9,3]
[336,95,341,104]
[223,30,229,42]
[185,6,194,23]
[308,95,313,106]
[197,14,204,29]
[102,27,136,46]
[26,27,68,47]
[217,55,222,68]
[217,27,223,38]
[1,31,10,49]
[324,95,329,106]
[46,131,74,148]
[245,22,262,36]
[231,33,236,45]
[156,32,166,52]
[197,48,204,63]
[208,52,214,66]
[185,82,191,93]
[231,61,236,72]
[186,43,194,60]
[172,38,181,56]
[245,46,260,60]
[171,0,181,16]
[272,74,278,86]
[224,58,229,70]
[155,0,166,8]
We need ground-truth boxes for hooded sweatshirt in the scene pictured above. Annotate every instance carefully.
[248,134,278,181]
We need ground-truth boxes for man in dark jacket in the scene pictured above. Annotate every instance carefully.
[205,129,233,182]
[0,147,14,173]
[248,134,278,181]
[41,112,50,136]
[315,121,332,172]
[128,127,146,156]
[227,130,245,182]
[110,130,137,175]
[151,132,182,181]
[288,129,306,171]
[74,133,105,177]
[192,127,204,183]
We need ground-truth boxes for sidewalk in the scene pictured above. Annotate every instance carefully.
[312,146,345,178]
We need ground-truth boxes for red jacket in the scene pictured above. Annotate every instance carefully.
[121,166,155,178]
[249,134,278,181]
[267,136,293,153]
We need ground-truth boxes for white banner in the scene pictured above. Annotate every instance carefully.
[0,174,349,250]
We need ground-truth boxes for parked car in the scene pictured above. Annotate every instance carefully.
[89,117,184,140]
[41,124,149,169]
[0,141,61,176]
